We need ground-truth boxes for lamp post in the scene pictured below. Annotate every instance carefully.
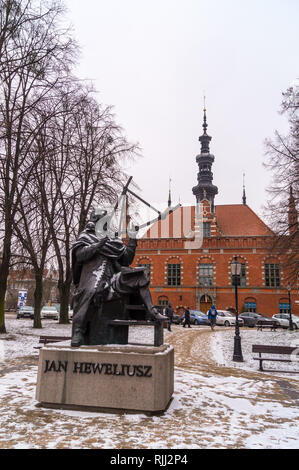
[286,283,293,331]
[231,257,243,362]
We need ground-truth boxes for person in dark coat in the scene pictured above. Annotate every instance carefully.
[208,304,218,330]
[71,209,167,347]
[165,303,174,332]
[182,307,191,328]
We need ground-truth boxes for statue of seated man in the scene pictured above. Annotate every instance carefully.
[71,209,167,347]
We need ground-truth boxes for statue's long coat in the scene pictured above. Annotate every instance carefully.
[71,229,147,331]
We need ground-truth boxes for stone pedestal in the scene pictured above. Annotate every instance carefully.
[36,343,174,412]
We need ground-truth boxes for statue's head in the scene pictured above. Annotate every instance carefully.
[90,208,108,223]
[87,207,110,235]
[85,221,96,233]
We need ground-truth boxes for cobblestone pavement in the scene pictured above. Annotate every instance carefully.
[0,323,299,449]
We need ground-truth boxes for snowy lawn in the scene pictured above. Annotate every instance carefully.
[0,318,299,449]
[210,327,299,375]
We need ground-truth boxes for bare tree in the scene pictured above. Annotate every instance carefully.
[13,142,54,328]
[36,84,139,324]
[0,0,76,333]
[264,84,299,284]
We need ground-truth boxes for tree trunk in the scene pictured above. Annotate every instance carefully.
[58,278,71,324]
[33,273,43,329]
[0,285,7,334]
[0,248,11,334]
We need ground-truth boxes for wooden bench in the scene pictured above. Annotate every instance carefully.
[34,335,71,349]
[256,320,279,331]
[252,345,299,372]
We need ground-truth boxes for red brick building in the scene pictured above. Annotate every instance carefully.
[133,109,299,317]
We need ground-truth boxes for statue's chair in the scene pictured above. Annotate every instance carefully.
[78,294,164,347]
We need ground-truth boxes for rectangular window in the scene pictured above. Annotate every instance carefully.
[202,222,211,237]
[245,302,256,312]
[265,263,280,287]
[198,264,213,287]
[232,263,246,286]
[167,264,181,286]
[279,303,290,314]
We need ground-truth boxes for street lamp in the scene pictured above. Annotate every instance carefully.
[231,256,244,362]
[286,283,293,331]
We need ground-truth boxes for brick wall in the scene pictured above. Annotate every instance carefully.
[134,236,299,316]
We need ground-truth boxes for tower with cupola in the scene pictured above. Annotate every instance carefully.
[192,106,218,212]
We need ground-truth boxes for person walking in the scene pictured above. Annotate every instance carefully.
[208,304,218,331]
[182,306,191,328]
[165,303,174,332]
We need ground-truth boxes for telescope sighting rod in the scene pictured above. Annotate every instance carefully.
[113,176,133,213]
[111,175,180,237]
[122,176,133,195]
[126,188,161,215]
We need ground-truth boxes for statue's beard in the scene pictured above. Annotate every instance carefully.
[86,224,95,233]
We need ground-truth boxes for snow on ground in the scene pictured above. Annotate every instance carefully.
[0,318,71,361]
[0,317,299,449]
[210,327,299,377]
[0,317,156,361]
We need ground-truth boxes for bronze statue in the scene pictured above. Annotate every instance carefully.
[71,209,167,347]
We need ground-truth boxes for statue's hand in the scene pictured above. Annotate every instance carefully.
[127,224,139,240]
[96,236,108,250]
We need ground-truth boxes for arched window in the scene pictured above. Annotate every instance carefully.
[264,262,280,287]
[198,263,213,286]
[231,263,246,286]
[167,261,181,286]
[279,298,290,313]
[137,261,151,277]
[244,297,256,312]
[158,296,169,307]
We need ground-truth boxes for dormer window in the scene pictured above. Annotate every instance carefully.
[202,222,211,237]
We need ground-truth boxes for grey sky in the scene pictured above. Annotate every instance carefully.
[64,0,298,219]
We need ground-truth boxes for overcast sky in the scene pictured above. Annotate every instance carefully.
[64,0,298,219]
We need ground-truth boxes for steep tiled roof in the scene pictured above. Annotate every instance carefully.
[215,204,272,236]
[143,204,272,238]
